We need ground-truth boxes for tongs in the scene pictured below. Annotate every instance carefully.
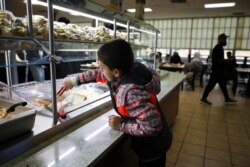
[1,101,27,118]
[56,86,66,97]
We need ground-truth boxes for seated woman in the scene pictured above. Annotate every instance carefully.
[184,52,203,90]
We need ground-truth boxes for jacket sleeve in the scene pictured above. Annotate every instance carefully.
[120,88,162,137]
[76,68,106,85]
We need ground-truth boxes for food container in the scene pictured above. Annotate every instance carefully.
[0,99,37,143]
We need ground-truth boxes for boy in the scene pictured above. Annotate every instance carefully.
[60,39,172,167]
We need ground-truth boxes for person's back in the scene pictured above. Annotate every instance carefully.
[170,52,182,64]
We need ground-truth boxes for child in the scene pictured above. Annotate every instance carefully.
[60,39,172,167]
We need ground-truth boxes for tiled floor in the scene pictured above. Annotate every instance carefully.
[166,82,250,167]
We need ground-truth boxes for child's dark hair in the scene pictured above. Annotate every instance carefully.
[97,39,134,74]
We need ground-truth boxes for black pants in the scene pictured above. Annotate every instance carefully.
[202,70,230,100]
[139,154,166,167]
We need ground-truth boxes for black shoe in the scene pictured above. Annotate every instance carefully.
[225,98,237,103]
[200,98,212,105]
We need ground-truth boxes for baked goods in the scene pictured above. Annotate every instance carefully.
[0,10,14,36]
[0,107,7,118]
[32,99,52,107]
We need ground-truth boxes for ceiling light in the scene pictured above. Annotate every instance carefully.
[127,8,152,13]
[204,2,236,8]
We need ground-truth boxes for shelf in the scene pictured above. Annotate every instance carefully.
[0,35,148,52]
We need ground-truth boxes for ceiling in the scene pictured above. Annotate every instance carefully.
[5,0,250,22]
[92,0,250,19]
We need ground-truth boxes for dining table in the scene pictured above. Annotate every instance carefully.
[159,62,185,73]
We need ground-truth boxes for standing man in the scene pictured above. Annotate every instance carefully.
[200,33,237,105]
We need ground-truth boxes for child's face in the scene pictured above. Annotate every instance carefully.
[98,61,118,81]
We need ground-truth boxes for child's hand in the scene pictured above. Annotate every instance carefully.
[108,115,121,130]
[61,77,74,91]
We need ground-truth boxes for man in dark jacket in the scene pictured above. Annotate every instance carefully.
[200,33,237,105]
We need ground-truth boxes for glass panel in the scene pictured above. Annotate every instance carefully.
[182,29,186,38]
[166,40,171,47]
[208,18,214,28]
[214,18,220,27]
[159,21,163,29]
[177,19,182,27]
[237,28,244,38]
[231,18,237,27]
[197,29,202,38]
[206,39,212,49]
[239,17,246,28]
[172,39,176,48]
[231,28,236,38]
[241,39,247,49]
[244,17,250,27]
[202,28,208,39]
[176,40,181,48]
[235,39,242,49]
[173,20,177,28]
[167,20,172,29]
[224,28,231,36]
[172,29,177,38]
[207,29,213,38]
[201,39,206,48]
[203,19,208,27]
[195,39,199,48]
[187,29,191,38]
[182,20,187,28]
[177,29,181,38]
[219,18,226,28]
[193,19,198,28]
[191,39,196,48]
[181,39,185,48]
[192,29,197,38]
[248,39,250,49]
[243,28,249,38]
[185,40,190,48]
[214,28,219,37]
[225,18,231,27]
[167,30,171,38]
[187,19,192,27]
[198,19,202,28]
[163,20,167,29]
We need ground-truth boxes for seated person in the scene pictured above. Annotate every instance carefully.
[225,51,238,95]
[184,52,203,84]
[170,52,182,64]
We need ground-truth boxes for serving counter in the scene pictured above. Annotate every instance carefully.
[0,71,185,167]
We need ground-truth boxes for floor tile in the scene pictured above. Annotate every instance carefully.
[180,143,205,157]
[204,159,232,167]
[169,82,250,167]
[205,147,231,163]
[176,153,204,167]
[231,153,250,166]
[206,138,230,151]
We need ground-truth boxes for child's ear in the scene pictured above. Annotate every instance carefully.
[113,69,121,78]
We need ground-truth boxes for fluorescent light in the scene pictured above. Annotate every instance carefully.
[144,8,152,12]
[127,8,152,13]
[204,2,235,8]
[127,9,136,13]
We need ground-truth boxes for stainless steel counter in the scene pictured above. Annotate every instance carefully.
[0,71,186,167]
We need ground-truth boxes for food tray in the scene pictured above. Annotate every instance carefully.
[0,99,37,143]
